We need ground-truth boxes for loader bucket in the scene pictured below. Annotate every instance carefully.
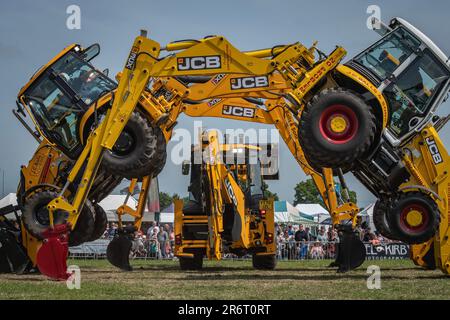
[0,228,29,274]
[107,232,133,271]
[334,226,366,273]
[36,224,70,280]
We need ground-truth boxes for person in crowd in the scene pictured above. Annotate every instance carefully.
[146,221,155,239]
[157,226,169,258]
[309,241,325,259]
[148,226,159,258]
[294,224,310,260]
[362,227,377,242]
[168,228,175,258]
[108,222,118,239]
[374,231,386,243]
[294,224,309,242]
[286,230,296,260]
[287,224,295,237]
[317,226,327,243]
[326,226,338,258]
[130,230,147,258]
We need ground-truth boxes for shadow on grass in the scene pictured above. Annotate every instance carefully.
[179,272,448,281]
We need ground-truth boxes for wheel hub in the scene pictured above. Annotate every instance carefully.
[113,130,135,156]
[319,104,358,144]
[329,115,348,133]
[405,209,423,227]
[35,206,50,226]
[400,204,429,232]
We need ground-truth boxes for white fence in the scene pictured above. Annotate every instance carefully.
[68,239,410,261]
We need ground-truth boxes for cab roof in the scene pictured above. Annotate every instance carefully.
[17,43,79,98]
[393,17,450,71]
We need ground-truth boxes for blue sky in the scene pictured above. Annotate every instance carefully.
[1,0,450,207]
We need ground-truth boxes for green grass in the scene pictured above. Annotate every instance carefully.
[0,259,449,300]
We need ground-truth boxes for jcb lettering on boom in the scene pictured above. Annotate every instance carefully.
[426,137,443,164]
[177,56,221,71]
[230,76,269,90]
[222,105,255,118]
[224,178,238,207]
[125,46,139,70]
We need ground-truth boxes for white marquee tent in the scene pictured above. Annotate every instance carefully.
[295,203,330,223]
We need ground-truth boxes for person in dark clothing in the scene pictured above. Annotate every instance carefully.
[294,224,309,242]
[295,224,310,259]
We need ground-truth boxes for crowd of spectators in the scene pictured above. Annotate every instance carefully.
[103,221,175,259]
[275,221,393,260]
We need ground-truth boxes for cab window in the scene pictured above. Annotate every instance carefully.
[24,77,82,152]
[385,50,450,137]
[354,27,421,80]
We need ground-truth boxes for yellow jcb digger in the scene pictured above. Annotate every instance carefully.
[173,130,276,270]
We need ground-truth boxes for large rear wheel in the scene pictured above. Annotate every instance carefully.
[179,250,203,270]
[102,111,167,179]
[252,254,276,270]
[21,191,68,240]
[373,198,400,241]
[87,203,108,242]
[68,200,96,247]
[298,88,377,170]
[387,192,440,244]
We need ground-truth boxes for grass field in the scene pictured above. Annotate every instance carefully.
[0,258,449,300]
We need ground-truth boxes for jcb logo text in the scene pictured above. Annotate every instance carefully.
[177,56,221,71]
[230,76,269,90]
[426,137,443,164]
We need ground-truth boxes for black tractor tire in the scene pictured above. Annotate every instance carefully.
[68,200,96,247]
[89,167,123,203]
[298,87,377,170]
[87,203,108,242]
[179,250,203,270]
[252,254,276,270]
[21,191,69,240]
[387,192,440,244]
[373,199,400,241]
[102,111,167,179]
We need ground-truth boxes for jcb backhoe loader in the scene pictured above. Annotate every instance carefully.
[11,29,362,277]
[173,130,276,270]
[10,16,450,277]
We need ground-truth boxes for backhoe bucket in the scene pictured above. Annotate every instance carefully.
[36,224,70,280]
[107,229,133,271]
[333,226,366,273]
[0,228,29,274]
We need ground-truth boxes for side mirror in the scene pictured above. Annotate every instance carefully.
[370,17,392,37]
[182,160,190,175]
[102,68,109,76]
[81,44,100,61]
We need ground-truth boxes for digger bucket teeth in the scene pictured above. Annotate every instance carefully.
[334,227,366,273]
[36,224,70,280]
[107,233,133,271]
[0,228,30,274]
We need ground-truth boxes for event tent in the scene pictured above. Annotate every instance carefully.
[295,203,330,223]
[98,194,160,223]
[274,201,317,227]
[0,193,19,220]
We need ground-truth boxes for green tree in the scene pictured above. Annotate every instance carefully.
[159,192,173,211]
[263,181,279,201]
[159,192,189,211]
[293,178,357,207]
[172,193,189,205]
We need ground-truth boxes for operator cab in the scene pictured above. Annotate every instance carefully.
[349,17,450,146]
[17,44,116,158]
